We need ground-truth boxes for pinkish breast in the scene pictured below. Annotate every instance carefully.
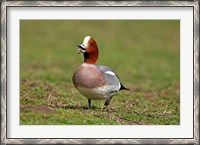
[72,64,106,89]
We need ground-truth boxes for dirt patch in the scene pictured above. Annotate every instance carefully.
[24,62,45,70]
[159,90,170,96]
[61,83,71,89]
[143,93,154,100]
[21,79,39,87]
[125,101,138,107]
[173,83,180,91]
[21,105,55,114]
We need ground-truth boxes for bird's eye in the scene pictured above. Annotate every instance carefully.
[89,42,93,46]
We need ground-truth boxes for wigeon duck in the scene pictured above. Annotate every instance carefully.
[72,36,128,109]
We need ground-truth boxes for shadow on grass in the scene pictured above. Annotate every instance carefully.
[50,105,99,110]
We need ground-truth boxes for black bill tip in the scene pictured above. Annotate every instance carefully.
[78,44,86,50]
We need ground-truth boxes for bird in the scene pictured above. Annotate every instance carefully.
[72,36,129,109]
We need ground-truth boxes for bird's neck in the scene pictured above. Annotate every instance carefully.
[84,52,98,64]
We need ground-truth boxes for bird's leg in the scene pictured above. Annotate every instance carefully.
[102,97,112,112]
[88,99,91,109]
[104,96,113,107]
[104,99,110,107]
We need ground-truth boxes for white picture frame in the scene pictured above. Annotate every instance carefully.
[1,0,199,144]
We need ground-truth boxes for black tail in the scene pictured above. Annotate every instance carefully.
[120,83,129,91]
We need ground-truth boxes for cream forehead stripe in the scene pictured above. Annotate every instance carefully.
[83,36,91,46]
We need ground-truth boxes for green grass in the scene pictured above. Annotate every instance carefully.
[20,20,180,125]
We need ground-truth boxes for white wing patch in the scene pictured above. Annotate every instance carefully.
[105,71,116,76]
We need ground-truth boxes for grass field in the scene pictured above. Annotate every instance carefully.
[20,20,180,125]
